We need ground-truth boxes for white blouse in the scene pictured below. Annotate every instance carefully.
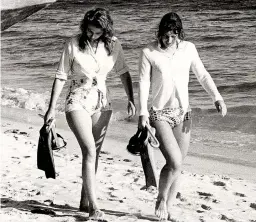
[139,40,223,117]
[55,36,129,100]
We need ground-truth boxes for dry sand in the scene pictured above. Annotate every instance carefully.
[1,116,256,222]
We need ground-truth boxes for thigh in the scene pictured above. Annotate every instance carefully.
[91,110,112,150]
[66,110,95,156]
[152,121,182,164]
[173,119,192,159]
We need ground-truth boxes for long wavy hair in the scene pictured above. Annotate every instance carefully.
[157,12,185,41]
[78,8,114,55]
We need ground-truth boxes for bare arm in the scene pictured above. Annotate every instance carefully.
[138,49,151,129]
[191,44,227,116]
[120,71,134,103]
[44,78,66,123]
[120,71,136,117]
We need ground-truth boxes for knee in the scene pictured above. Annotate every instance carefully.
[82,148,96,163]
[165,157,183,172]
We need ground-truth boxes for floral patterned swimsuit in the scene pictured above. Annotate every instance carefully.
[65,77,108,115]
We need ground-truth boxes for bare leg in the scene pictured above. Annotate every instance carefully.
[79,160,89,212]
[66,110,105,219]
[79,110,112,211]
[152,120,183,221]
[92,110,112,172]
[167,119,192,220]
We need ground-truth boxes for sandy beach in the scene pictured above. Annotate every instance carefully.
[1,107,256,222]
[1,0,256,220]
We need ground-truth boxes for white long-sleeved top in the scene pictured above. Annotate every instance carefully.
[56,36,129,104]
[139,40,223,117]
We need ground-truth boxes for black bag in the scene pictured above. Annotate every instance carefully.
[126,129,145,156]
[37,119,66,179]
[127,125,159,188]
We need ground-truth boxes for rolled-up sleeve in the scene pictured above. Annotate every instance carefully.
[56,40,73,80]
[191,43,223,102]
[113,39,129,75]
[138,49,151,117]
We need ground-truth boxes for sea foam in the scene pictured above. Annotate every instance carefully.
[1,87,256,134]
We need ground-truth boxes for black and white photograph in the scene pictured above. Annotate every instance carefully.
[1,0,256,221]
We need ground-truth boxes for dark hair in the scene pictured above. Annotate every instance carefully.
[78,8,114,55]
[157,12,185,40]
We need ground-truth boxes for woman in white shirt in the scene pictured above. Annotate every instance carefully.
[44,8,136,221]
[138,12,227,220]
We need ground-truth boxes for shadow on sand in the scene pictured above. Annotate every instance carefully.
[1,198,159,221]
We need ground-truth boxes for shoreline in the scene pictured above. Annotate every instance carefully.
[1,106,256,182]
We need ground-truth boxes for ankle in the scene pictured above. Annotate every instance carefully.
[89,202,99,212]
[157,195,167,202]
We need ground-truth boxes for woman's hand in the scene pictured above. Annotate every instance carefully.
[44,108,55,124]
[214,100,227,117]
[138,115,149,130]
[127,101,136,118]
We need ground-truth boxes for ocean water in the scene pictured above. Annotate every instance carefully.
[1,0,256,135]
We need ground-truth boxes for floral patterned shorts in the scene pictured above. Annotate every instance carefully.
[149,107,191,128]
[65,78,111,116]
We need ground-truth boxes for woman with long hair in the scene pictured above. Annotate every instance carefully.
[138,12,227,220]
[45,8,136,220]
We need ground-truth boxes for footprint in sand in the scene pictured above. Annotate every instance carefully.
[4,129,19,134]
[11,156,20,159]
[201,204,211,210]
[220,214,236,222]
[2,123,11,127]
[233,192,246,197]
[124,169,135,176]
[176,192,187,202]
[133,178,139,182]
[213,181,226,187]
[23,156,31,158]
[100,151,110,155]
[4,129,30,137]
[221,175,230,180]
[108,187,118,191]
[197,191,213,198]
[109,193,118,198]
[70,154,79,161]
[212,199,220,203]
[250,203,256,210]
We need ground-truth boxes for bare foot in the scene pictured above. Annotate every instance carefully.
[167,212,173,221]
[155,198,168,220]
[167,213,181,222]
[89,209,105,221]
